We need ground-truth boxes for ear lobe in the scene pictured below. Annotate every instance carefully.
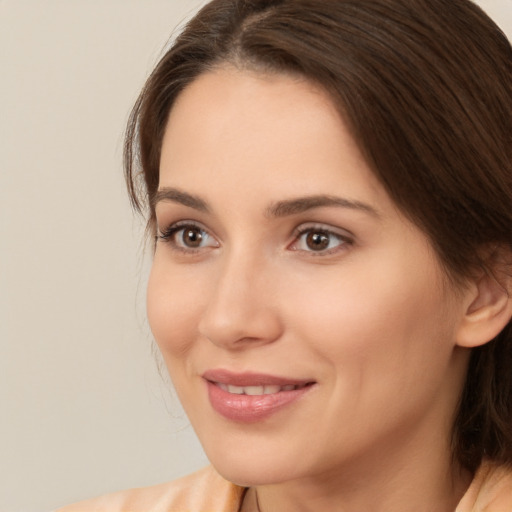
[456,269,512,348]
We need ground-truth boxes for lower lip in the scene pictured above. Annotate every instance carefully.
[206,381,314,423]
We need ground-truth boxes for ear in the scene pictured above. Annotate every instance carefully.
[456,267,512,348]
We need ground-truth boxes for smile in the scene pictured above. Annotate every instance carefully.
[216,383,309,395]
[202,370,315,422]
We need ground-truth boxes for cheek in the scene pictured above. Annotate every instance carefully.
[146,259,205,358]
[287,253,455,379]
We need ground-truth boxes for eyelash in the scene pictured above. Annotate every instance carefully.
[157,221,217,254]
[157,221,353,256]
[290,224,353,256]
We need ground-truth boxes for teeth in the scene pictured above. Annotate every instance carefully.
[219,383,301,395]
[227,385,245,394]
[244,386,264,395]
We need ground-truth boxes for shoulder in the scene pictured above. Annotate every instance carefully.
[53,466,246,512]
[457,460,512,512]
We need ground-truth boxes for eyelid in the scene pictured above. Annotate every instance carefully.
[157,219,199,235]
[157,220,219,252]
[289,223,354,255]
[292,221,353,237]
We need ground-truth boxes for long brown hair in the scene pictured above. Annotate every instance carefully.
[124,0,512,472]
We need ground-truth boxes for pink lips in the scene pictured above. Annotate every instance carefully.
[203,369,315,423]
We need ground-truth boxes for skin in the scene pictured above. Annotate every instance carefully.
[148,66,476,511]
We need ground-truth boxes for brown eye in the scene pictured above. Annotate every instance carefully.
[158,222,219,251]
[290,226,350,255]
[181,227,204,248]
[305,231,330,251]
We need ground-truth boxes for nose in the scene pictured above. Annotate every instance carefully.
[198,251,283,350]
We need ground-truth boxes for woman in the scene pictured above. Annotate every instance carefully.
[57,0,512,510]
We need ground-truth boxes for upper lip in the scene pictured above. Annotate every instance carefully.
[202,369,314,387]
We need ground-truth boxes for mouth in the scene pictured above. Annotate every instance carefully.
[202,369,316,422]
[214,382,312,395]
[202,368,314,388]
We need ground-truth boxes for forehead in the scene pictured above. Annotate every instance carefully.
[160,67,385,203]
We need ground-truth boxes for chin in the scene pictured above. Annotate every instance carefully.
[201,437,303,487]
[212,458,296,488]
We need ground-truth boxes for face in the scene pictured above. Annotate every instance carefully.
[148,67,470,487]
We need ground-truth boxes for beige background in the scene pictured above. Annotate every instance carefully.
[1,1,511,511]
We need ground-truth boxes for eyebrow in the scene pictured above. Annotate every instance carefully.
[153,187,209,212]
[153,187,380,218]
[266,195,380,218]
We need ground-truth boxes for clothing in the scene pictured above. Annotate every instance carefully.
[456,462,512,512]
[55,461,512,512]
[54,466,245,512]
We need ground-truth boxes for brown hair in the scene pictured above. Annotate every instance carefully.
[124,0,512,472]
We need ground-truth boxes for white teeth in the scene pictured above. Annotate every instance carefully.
[244,386,264,395]
[227,385,245,394]
[219,383,301,395]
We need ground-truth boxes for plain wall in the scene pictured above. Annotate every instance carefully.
[1,1,511,511]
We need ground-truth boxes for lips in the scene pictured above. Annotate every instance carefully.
[202,369,313,387]
[202,369,315,422]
